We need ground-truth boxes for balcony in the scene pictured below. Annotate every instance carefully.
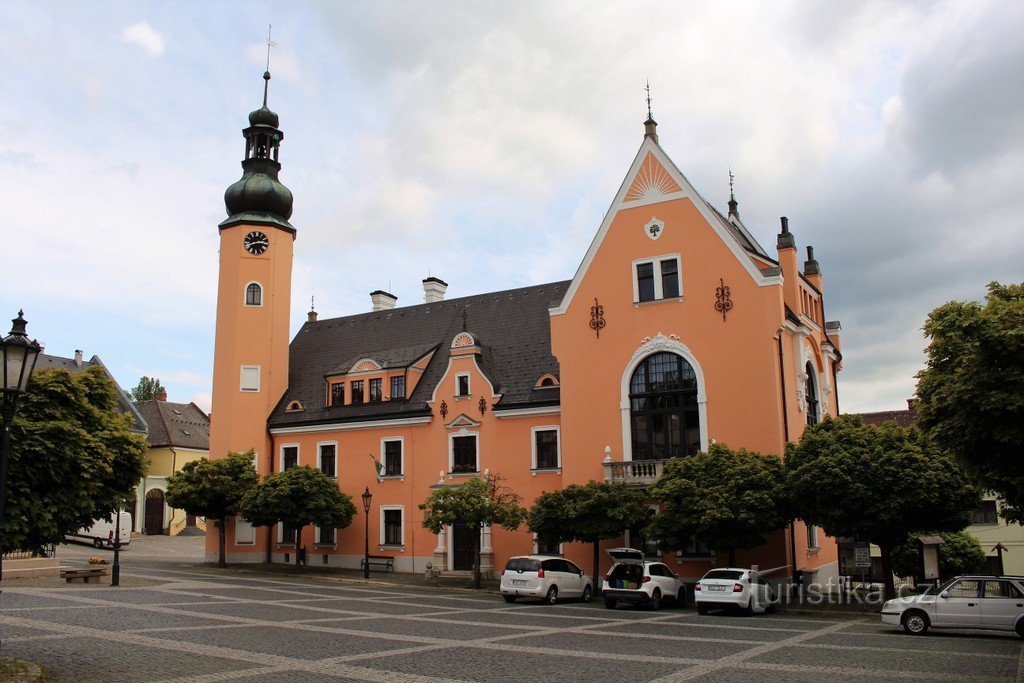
[603,459,668,487]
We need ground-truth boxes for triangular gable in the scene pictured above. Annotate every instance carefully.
[550,137,782,316]
[446,413,481,429]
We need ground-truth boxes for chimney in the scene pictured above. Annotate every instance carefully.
[307,309,318,323]
[155,389,167,401]
[907,398,918,412]
[371,290,398,312]
[422,277,448,304]
[74,349,83,367]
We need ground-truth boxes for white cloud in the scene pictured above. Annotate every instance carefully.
[120,21,165,57]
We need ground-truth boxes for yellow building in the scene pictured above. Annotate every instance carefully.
[966,496,1024,575]
[133,393,210,535]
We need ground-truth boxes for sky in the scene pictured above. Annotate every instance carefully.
[2,0,1022,415]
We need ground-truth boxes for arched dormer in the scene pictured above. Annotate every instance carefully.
[534,374,559,389]
[285,400,304,412]
[349,358,382,373]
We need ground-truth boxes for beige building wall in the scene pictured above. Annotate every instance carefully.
[965,496,1023,575]
[136,447,209,535]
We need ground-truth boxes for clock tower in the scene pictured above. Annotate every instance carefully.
[210,70,294,470]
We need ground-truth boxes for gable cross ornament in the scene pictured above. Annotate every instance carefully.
[589,298,606,339]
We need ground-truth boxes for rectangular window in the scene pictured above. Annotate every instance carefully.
[384,439,402,476]
[235,517,255,545]
[390,375,406,400]
[456,374,470,397]
[535,535,561,555]
[382,508,403,546]
[351,380,364,404]
[678,535,715,558]
[972,500,999,525]
[280,522,297,545]
[330,382,344,406]
[661,258,679,298]
[316,525,335,545]
[318,443,336,478]
[534,429,559,470]
[806,524,819,550]
[452,435,477,473]
[281,445,298,471]
[240,365,260,392]
[636,262,655,302]
[369,378,382,402]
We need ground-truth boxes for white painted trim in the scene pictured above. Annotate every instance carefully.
[448,429,479,475]
[315,522,336,545]
[279,443,299,471]
[619,334,708,461]
[455,372,471,398]
[240,365,261,392]
[551,138,781,317]
[427,355,501,404]
[317,441,338,478]
[494,405,561,419]
[380,505,404,547]
[381,436,404,478]
[530,425,561,470]
[234,517,255,545]
[270,415,432,435]
[631,252,682,303]
[243,280,263,308]
[348,357,383,373]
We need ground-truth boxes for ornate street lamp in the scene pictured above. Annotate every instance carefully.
[361,486,372,579]
[0,311,42,583]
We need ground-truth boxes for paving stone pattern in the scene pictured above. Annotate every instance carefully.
[2,564,1022,682]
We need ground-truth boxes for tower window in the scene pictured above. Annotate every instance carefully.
[245,282,262,307]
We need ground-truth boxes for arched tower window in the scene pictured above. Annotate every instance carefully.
[629,352,700,460]
[245,282,262,307]
[805,361,819,426]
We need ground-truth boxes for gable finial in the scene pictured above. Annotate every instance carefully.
[643,80,659,144]
[728,167,739,220]
[645,79,653,120]
[310,295,315,313]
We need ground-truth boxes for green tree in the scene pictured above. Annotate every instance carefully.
[528,481,653,595]
[2,366,147,553]
[129,375,166,402]
[787,415,979,599]
[890,531,986,580]
[420,474,527,589]
[647,443,787,567]
[165,451,259,567]
[240,466,356,568]
[915,281,1024,522]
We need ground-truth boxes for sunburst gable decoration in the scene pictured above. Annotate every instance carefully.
[624,152,682,202]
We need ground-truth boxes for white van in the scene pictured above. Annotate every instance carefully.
[68,511,132,549]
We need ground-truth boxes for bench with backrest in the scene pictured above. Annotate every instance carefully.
[60,567,108,583]
[360,554,395,572]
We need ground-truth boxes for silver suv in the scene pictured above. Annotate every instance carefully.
[602,548,687,610]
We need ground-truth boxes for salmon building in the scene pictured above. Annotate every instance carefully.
[208,70,844,586]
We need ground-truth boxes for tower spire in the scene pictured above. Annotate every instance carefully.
[643,79,659,144]
[728,168,740,220]
[263,24,276,108]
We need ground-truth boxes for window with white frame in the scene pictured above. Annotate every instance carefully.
[318,443,336,478]
[244,281,262,307]
[451,434,478,473]
[806,524,819,550]
[316,524,336,545]
[380,506,403,547]
[532,427,560,470]
[382,438,402,477]
[677,535,715,559]
[235,517,255,545]
[281,445,298,471]
[533,533,562,555]
[632,254,682,303]
[456,373,470,397]
[279,522,298,545]
[240,365,261,392]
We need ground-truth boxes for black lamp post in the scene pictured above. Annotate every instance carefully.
[361,486,372,579]
[111,504,122,586]
[0,311,42,583]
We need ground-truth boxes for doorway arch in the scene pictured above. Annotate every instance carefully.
[145,489,165,535]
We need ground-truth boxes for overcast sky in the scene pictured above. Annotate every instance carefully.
[2,0,1021,416]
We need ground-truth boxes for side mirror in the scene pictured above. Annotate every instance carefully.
[674,573,680,579]
[939,591,949,599]
[580,570,584,576]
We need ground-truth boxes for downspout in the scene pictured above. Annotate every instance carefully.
[169,445,177,534]
[777,330,798,589]
[265,424,275,564]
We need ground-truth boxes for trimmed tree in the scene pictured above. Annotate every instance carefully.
[891,531,986,581]
[915,281,1024,522]
[647,443,787,566]
[528,481,653,595]
[786,415,979,599]
[240,466,356,568]
[129,376,166,402]
[165,451,259,567]
[3,366,147,554]
[420,474,527,589]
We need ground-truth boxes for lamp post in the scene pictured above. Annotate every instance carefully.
[361,486,372,579]
[0,310,42,583]
[111,504,122,586]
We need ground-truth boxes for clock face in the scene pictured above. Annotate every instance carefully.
[243,231,269,255]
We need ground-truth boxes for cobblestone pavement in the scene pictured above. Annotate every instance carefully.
[2,560,1022,682]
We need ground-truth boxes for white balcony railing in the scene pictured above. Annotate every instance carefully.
[602,459,668,486]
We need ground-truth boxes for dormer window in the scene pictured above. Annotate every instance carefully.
[286,400,304,412]
[351,380,364,404]
[456,374,470,397]
[369,378,382,402]
[390,376,406,399]
[330,383,344,407]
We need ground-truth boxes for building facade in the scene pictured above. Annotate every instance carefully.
[208,73,843,584]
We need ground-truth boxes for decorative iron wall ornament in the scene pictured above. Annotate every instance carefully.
[478,396,487,416]
[589,298,606,338]
[715,278,733,321]
[439,400,448,420]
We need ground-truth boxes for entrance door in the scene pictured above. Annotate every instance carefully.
[145,489,165,535]
[451,521,475,571]
[186,514,197,527]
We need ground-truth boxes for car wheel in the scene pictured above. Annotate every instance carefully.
[503,595,516,603]
[649,588,661,611]
[604,597,617,609]
[581,585,593,603]
[696,603,709,615]
[743,598,754,616]
[93,539,103,549]
[545,586,558,605]
[902,610,930,635]
[1016,619,1024,639]
[675,588,686,607]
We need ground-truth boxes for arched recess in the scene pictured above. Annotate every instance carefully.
[145,489,166,535]
[796,337,829,417]
[619,333,708,461]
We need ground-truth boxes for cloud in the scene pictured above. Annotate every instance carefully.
[120,21,165,57]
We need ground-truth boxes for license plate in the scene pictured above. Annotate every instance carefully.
[512,580,526,585]
[707,585,727,592]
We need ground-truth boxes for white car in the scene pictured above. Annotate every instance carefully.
[602,548,687,610]
[500,555,593,604]
[881,575,1024,637]
[694,568,775,615]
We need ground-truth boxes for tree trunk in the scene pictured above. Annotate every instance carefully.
[472,524,482,590]
[592,540,602,596]
[879,543,896,601]
[728,547,737,567]
[295,525,302,570]
[217,518,226,568]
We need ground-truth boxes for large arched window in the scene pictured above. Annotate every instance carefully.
[805,361,819,426]
[245,282,262,307]
[629,352,700,460]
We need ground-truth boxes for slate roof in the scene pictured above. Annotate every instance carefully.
[35,353,148,433]
[269,281,571,429]
[134,400,211,450]
[856,409,917,428]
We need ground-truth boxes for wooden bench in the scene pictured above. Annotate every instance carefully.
[60,567,108,583]
[360,555,395,572]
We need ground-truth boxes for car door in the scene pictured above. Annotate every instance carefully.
[649,563,673,597]
[934,579,982,627]
[980,580,1024,630]
[749,571,768,607]
[563,560,585,596]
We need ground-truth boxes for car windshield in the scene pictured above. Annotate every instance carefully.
[703,570,744,580]
[505,558,541,573]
